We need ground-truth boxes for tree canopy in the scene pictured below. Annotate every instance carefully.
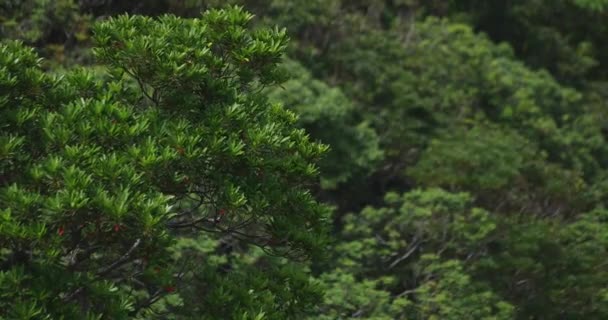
[2,1,608,319]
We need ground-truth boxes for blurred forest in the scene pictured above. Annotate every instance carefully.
[2,0,608,319]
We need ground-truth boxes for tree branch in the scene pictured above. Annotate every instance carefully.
[388,241,421,270]
[97,238,142,276]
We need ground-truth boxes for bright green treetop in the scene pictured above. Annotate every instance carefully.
[0,6,330,319]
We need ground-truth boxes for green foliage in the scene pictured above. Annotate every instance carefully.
[0,6,329,318]
[145,239,323,319]
[316,188,513,319]
[410,255,514,320]
[409,125,535,192]
[323,16,605,164]
[92,5,331,260]
[4,1,608,319]
[574,0,608,11]
[300,14,606,213]
[338,189,497,274]
[475,210,608,318]
[310,270,409,319]
[0,0,93,65]
[325,187,608,319]
[435,0,608,84]
[408,124,587,215]
[268,59,382,189]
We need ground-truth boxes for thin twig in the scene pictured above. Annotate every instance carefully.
[97,238,142,276]
[388,241,420,269]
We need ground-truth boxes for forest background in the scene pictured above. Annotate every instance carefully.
[2,0,608,319]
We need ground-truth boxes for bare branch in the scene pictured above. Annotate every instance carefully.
[388,241,421,270]
[97,238,142,276]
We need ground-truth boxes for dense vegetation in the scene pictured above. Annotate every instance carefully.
[1,1,608,319]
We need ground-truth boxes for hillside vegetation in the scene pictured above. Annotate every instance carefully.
[2,1,608,319]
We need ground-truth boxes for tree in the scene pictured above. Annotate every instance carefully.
[473,209,608,319]
[313,188,513,319]
[296,15,607,215]
[320,187,608,319]
[267,59,382,190]
[4,2,608,319]
[0,6,329,318]
[429,0,608,86]
[408,124,586,216]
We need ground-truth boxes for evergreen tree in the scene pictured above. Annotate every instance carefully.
[3,1,608,319]
[0,7,329,318]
